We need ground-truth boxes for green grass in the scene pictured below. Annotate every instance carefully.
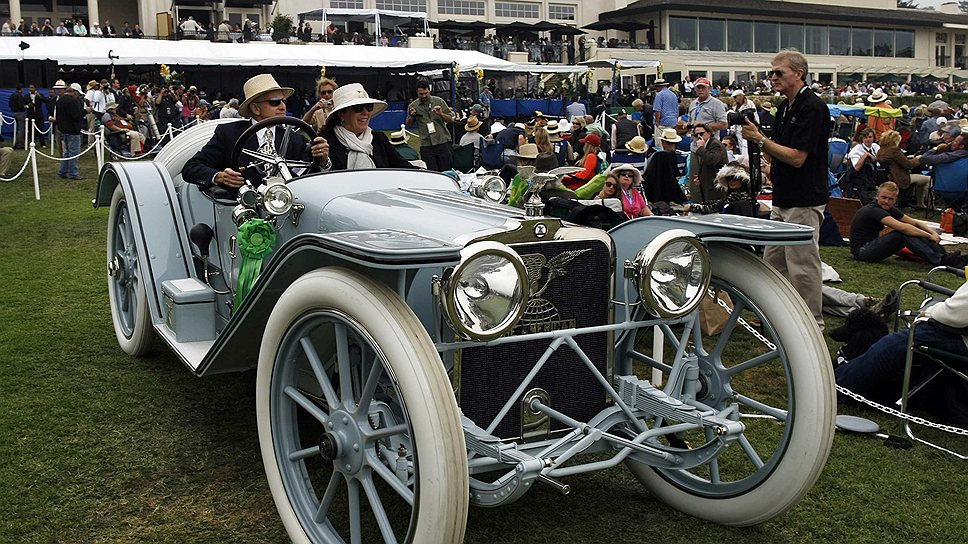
[1,147,967,543]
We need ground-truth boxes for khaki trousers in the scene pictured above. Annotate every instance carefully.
[763,204,826,329]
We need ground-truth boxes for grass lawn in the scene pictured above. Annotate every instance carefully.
[1,147,967,543]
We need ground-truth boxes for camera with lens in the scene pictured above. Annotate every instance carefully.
[727,108,757,127]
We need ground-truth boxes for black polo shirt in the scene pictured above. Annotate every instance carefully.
[770,85,830,208]
[849,202,903,254]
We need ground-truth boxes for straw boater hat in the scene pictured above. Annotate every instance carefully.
[545,120,560,134]
[238,74,295,118]
[658,127,682,144]
[389,130,408,145]
[511,143,539,159]
[327,83,387,122]
[653,78,669,86]
[867,89,888,103]
[52,79,66,89]
[69,83,83,94]
[105,98,118,110]
[625,135,648,154]
[464,115,482,132]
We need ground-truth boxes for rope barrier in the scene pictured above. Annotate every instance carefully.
[0,148,34,183]
[33,138,103,161]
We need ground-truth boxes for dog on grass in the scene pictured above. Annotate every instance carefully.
[829,308,890,364]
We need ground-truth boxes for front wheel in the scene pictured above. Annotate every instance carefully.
[257,268,468,543]
[106,186,152,356]
[626,245,835,526]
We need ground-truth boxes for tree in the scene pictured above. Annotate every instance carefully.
[271,14,293,43]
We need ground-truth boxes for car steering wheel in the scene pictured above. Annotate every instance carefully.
[229,116,319,182]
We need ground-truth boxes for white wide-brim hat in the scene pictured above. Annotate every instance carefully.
[239,74,294,118]
[658,127,682,143]
[867,90,888,103]
[328,83,387,120]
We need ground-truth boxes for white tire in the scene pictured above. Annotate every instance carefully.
[257,268,468,543]
[106,186,153,356]
[626,245,835,526]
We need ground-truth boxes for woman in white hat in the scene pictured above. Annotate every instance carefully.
[321,83,415,170]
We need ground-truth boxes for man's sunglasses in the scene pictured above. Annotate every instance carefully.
[258,98,285,107]
[768,69,786,78]
[693,131,706,137]
[319,89,334,95]
[350,103,375,113]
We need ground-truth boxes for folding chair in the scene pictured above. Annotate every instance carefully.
[895,266,968,458]
[451,143,476,173]
[609,150,646,172]
[929,156,968,213]
[828,137,849,177]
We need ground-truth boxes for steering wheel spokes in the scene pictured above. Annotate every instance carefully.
[230,116,318,183]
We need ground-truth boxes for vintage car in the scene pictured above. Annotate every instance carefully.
[94,117,835,543]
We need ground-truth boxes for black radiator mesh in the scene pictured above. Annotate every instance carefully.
[459,238,611,439]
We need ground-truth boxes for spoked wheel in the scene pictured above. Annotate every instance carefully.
[625,245,835,526]
[106,186,152,356]
[257,269,468,544]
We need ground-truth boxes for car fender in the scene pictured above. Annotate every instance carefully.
[94,161,195,325]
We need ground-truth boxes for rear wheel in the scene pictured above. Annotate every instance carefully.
[106,186,152,356]
[626,245,835,526]
[257,269,468,543]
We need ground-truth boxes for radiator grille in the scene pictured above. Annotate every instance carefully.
[459,238,612,440]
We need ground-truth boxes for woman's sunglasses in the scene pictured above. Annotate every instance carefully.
[351,103,375,113]
[605,182,617,188]
[319,89,334,95]
[619,172,634,178]
[258,98,285,107]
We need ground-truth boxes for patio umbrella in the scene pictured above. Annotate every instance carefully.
[583,20,651,33]
[551,25,585,36]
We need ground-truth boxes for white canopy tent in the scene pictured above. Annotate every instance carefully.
[0,36,515,72]
[298,8,430,43]
[579,59,661,70]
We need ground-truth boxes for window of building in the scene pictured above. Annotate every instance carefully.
[495,1,539,19]
[699,18,725,51]
[439,0,486,16]
[735,71,753,84]
[818,72,833,84]
[689,70,708,82]
[754,21,777,53]
[669,17,697,50]
[376,0,427,10]
[852,28,872,56]
[873,29,893,57]
[828,26,850,56]
[712,71,730,88]
[805,25,827,55]
[896,30,914,58]
[548,3,576,21]
[779,23,803,51]
[332,0,364,8]
[727,20,752,52]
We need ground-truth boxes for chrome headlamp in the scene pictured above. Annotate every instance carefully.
[633,229,710,318]
[258,181,294,215]
[468,175,508,203]
[440,241,529,340]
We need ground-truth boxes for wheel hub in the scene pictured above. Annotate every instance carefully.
[108,254,126,280]
[323,409,365,475]
[694,355,729,407]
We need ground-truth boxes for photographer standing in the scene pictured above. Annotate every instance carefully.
[742,50,830,329]
[407,81,454,171]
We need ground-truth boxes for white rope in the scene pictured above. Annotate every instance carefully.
[34,137,102,162]
[0,149,34,182]
[0,113,13,125]
[31,123,53,135]
[400,123,421,140]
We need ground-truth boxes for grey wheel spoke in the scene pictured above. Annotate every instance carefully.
[347,478,362,544]
[301,337,339,409]
[315,472,342,523]
[120,283,131,313]
[724,349,779,377]
[706,428,721,484]
[365,423,409,442]
[357,356,384,414]
[334,322,354,406]
[117,208,132,249]
[285,385,331,425]
[735,394,788,422]
[737,434,765,469]
[710,297,747,357]
[288,445,321,462]
[361,471,398,544]
[366,451,415,505]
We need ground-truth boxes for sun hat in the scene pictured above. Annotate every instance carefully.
[608,163,643,186]
[867,90,888,103]
[327,83,387,121]
[578,133,602,147]
[389,130,408,144]
[653,78,669,86]
[534,152,559,173]
[730,89,745,98]
[69,83,82,94]
[545,120,560,134]
[52,79,66,89]
[464,115,482,132]
[238,73,295,118]
[87,80,98,89]
[658,127,682,144]
[511,143,539,159]
[514,122,526,130]
[632,98,644,107]
[625,135,648,154]
[533,110,546,119]
[105,98,117,110]
[694,77,711,87]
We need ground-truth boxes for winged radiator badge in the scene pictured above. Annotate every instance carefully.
[516,248,591,333]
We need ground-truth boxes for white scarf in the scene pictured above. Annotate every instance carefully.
[335,125,376,169]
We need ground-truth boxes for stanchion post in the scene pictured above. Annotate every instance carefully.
[30,119,36,149]
[651,326,663,387]
[97,125,105,172]
[29,143,40,201]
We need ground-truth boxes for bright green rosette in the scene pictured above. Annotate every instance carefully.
[508,174,529,208]
[233,218,277,309]
[574,172,608,200]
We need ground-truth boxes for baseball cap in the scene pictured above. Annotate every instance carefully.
[694,77,711,87]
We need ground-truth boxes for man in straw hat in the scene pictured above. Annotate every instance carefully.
[102,98,146,156]
[643,128,687,204]
[182,74,330,196]
[388,129,419,161]
[866,88,895,139]
[652,78,678,146]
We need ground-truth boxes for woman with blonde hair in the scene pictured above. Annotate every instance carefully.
[302,77,338,133]
[875,130,931,207]
[533,127,555,156]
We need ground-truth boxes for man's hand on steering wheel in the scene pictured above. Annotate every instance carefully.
[214,167,245,188]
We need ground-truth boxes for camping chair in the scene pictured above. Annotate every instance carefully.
[609,150,646,172]
[828,137,849,177]
[929,156,968,213]
[452,143,476,173]
[894,266,968,458]
[481,140,506,170]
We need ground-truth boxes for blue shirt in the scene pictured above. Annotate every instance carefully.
[653,88,679,128]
